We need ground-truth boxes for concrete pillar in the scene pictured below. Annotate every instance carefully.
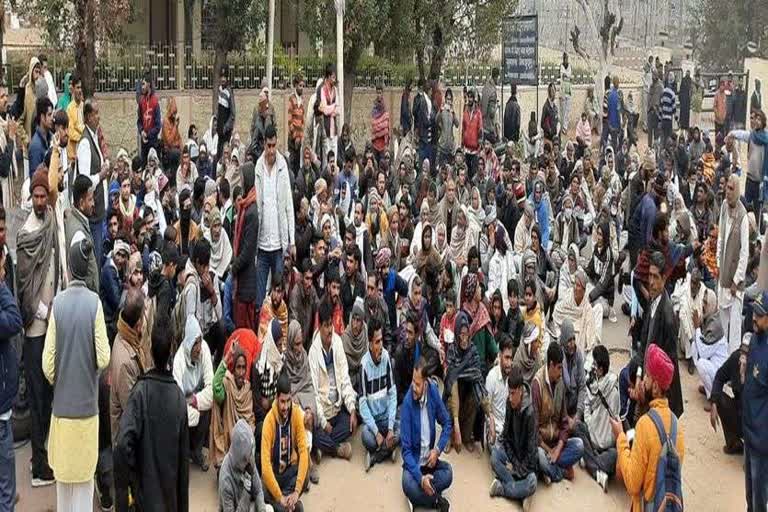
[266,0,275,89]
[192,0,202,55]
[176,0,185,90]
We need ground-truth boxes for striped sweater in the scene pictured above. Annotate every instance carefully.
[358,348,397,433]
[660,87,677,121]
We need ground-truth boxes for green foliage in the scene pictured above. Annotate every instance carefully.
[203,0,265,54]
[690,0,768,69]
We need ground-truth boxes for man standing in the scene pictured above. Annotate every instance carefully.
[741,292,768,511]
[728,110,767,216]
[308,300,358,460]
[65,74,84,163]
[717,175,749,354]
[660,78,678,143]
[400,80,413,137]
[462,89,483,181]
[503,85,521,143]
[559,53,573,133]
[114,317,190,512]
[371,84,391,163]
[137,73,161,166]
[28,97,53,177]
[43,235,111,510]
[261,372,309,512]
[413,78,434,169]
[359,318,399,472]
[288,74,305,175]
[647,71,663,148]
[610,344,684,512]
[606,76,624,152]
[254,125,295,315]
[489,365,537,510]
[77,100,110,267]
[216,67,236,164]
[16,169,64,487]
[0,84,18,209]
[64,175,99,292]
[400,357,453,511]
[318,63,339,171]
[714,80,728,137]
[532,341,584,482]
[0,244,22,510]
[481,68,499,144]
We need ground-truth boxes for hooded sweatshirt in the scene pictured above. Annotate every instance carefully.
[260,397,309,503]
[218,419,268,512]
[172,315,214,427]
[584,371,619,451]
[500,382,538,478]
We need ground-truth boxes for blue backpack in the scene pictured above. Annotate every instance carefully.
[644,409,684,512]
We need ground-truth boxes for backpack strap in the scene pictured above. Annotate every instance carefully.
[647,409,669,448]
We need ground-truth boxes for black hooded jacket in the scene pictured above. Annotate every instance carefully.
[500,382,538,479]
[231,162,260,302]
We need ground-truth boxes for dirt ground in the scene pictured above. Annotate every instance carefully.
[12,308,748,512]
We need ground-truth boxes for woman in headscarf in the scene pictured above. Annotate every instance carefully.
[409,201,432,257]
[411,224,442,314]
[460,273,497,375]
[204,207,233,281]
[224,147,241,191]
[489,289,506,337]
[203,115,219,162]
[513,322,542,384]
[341,298,368,395]
[449,205,478,269]
[434,222,449,261]
[486,223,517,311]
[443,311,491,453]
[56,71,72,111]
[162,97,182,164]
[586,221,616,320]
[17,57,42,152]
[466,186,486,231]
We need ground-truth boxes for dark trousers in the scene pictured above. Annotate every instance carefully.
[647,111,660,149]
[190,409,211,456]
[97,372,113,501]
[23,335,52,476]
[204,321,226,369]
[0,419,15,511]
[572,421,617,477]
[745,445,768,512]
[746,178,762,215]
[715,394,743,449]
[661,119,674,144]
[402,460,453,508]
[266,464,305,512]
[314,407,352,455]
[465,153,478,182]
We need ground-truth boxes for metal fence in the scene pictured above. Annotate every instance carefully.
[3,44,598,94]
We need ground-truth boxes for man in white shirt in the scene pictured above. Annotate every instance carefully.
[485,334,515,446]
[253,124,295,314]
[716,174,749,354]
[76,100,110,266]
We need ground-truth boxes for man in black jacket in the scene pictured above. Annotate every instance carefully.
[231,162,259,331]
[115,316,189,512]
[710,333,750,455]
[489,364,537,509]
[503,85,521,143]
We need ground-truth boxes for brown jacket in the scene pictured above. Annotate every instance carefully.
[110,333,142,446]
[717,200,746,288]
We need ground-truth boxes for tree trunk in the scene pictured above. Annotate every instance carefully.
[74,0,97,97]
[428,25,445,80]
[212,48,227,115]
[343,45,363,126]
[0,2,5,83]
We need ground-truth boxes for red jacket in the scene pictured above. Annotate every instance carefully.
[462,107,483,152]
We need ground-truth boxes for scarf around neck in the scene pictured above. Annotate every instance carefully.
[118,312,147,372]
[341,319,368,374]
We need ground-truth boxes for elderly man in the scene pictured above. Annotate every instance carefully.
[672,267,717,374]
[552,270,603,353]
[717,174,749,354]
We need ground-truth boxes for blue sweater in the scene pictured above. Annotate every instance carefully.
[400,380,452,483]
[100,259,122,325]
[743,331,768,455]
[28,126,51,177]
[0,283,22,415]
[359,349,397,433]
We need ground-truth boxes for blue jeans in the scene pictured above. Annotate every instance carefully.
[0,419,15,511]
[90,219,105,268]
[255,248,284,314]
[313,407,352,455]
[745,445,768,512]
[746,178,762,214]
[361,416,400,456]
[402,459,453,508]
[537,437,584,482]
[490,446,537,500]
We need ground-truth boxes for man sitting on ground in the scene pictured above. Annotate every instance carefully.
[709,334,751,455]
[489,364,537,510]
[532,341,584,482]
[218,419,270,512]
[359,317,399,472]
[400,357,453,512]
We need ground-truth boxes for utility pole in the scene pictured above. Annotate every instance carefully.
[266,0,275,90]
[335,0,345,127]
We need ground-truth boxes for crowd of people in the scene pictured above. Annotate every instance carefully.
[0,51,767,512]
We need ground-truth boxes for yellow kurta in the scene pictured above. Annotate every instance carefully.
[43,300,111,483]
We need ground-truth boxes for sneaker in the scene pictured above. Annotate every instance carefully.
[609,307,618,323]
[542,473,552,486]
[336,442,353,460]
[579,457,585,468]
[309,462,320,484]
[596,470,608,493]
[364,451,372,472]
[437,495,451,512]
[31,466,55,488]
[489,479,504,498]
[522,497,533,512]
[391,446,399,463]
[95,479,114,511]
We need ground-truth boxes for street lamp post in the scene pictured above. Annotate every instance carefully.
[335,0,345,128]
[266,0,275,90]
